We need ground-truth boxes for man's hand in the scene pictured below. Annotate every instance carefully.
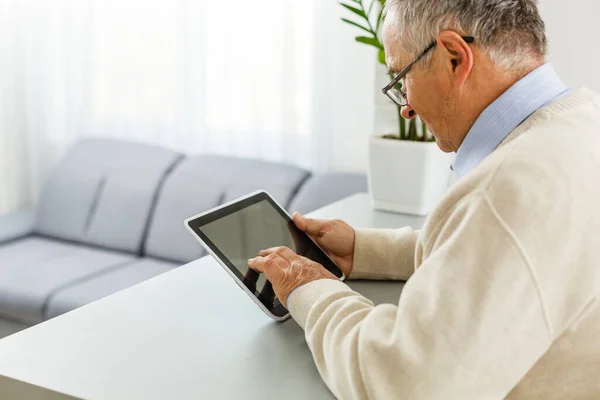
[292,212,355,278]
[248,246,338,307]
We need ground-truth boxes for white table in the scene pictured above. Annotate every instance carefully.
[0,193,425,399]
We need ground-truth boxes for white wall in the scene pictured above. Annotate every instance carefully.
[539,0,600,92]
[313,1,376,173]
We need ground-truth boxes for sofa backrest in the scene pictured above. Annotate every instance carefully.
[288,172,368,214]
[34,139,181,253]
[144,154,310,263]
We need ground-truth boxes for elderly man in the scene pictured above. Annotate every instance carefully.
[248,0,600,398]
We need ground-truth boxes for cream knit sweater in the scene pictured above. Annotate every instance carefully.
[288,88,600,399]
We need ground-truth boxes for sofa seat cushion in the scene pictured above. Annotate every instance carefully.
[144,155,310,264]
[0,237,134,324]
[45,258,178,320]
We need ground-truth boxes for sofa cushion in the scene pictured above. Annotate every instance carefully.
[0,237,134,324]
[288,172,368,214]
[45,258,177,320]
[34,139,181,253]
[34,164,105,242]
[144,155,310,263]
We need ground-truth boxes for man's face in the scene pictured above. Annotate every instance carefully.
[382,23,461,153]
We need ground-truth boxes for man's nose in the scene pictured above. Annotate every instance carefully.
[401,104,417,120]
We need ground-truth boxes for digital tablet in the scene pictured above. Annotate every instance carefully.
[185,190,345,321]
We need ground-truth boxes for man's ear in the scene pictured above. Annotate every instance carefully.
[437,31,473,86]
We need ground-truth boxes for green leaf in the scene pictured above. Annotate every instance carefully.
[355,36,383,49]
[341,18,372,34]
[378,49,386,65]
[409,118,417,141]
[367,0,376,18]
[375,9,384,31]
[339,3,367,19]
[399,107,406,139]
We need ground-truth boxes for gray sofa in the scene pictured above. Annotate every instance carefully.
[0,139,367,338]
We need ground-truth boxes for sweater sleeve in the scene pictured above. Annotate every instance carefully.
[288,192,553,399]
[349,227,419,281]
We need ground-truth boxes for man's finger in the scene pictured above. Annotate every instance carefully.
[258,246,299,262]
[248,253,289,274]
[293,212,326,237]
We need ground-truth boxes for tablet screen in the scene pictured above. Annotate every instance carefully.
[187,192,343,318]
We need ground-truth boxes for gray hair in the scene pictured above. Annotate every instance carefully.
[384,0,548,70]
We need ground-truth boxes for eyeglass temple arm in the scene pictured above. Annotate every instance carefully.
[381,36,474,93]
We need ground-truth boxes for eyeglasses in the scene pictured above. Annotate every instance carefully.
[382,36,475,107]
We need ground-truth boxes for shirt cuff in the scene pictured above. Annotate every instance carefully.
[287,279,353,329]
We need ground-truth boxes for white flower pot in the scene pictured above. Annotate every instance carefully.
[367,136,455,216]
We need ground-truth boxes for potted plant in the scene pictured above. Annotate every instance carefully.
[340,0,454,215]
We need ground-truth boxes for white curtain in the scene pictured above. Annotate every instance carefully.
[0,0,378,215]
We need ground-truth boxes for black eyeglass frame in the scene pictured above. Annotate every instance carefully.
[382,36,475,106]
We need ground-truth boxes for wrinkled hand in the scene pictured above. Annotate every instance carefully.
[248,246,338,307]
[292,212,355,278]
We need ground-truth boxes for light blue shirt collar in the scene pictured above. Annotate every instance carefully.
[452,63,570,180]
